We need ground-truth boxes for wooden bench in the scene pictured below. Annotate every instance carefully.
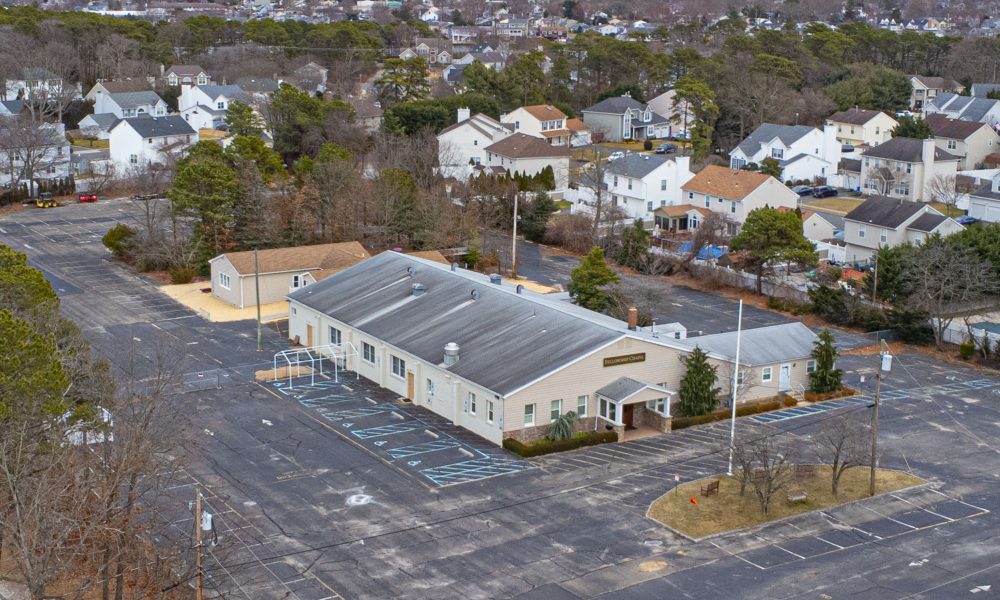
[700,480,720,497]
[752,469,768,482]
[787,491,808,503]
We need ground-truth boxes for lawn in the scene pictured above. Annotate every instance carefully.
[800,197,865,214]
[72,138,110,149]
[929,201,965,217]
[648,466,924,539]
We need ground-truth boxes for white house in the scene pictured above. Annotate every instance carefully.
[77,113,119,140]
[452,51,505,71]
[680,165,799,233]
[646,89,691,140]
[500,105,570,146]
[604,153,694,221]
[728,123,841,183]
[924,92,1000,127]
[108,116,197,172]
[163,65,211,87]
[436,109,514,180]
[94,91,169,119]
[484,133,570,189]
[179,84,246,130]
[968,172,1000,222]
[859,137,960,202]
[0,121,71,193]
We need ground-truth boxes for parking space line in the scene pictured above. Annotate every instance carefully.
[350,423,422,439]
[890,494,954,522]
[927,488,991,513]
[859,504,918,529]
[387,440,463,459]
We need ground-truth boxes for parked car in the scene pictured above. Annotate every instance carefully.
[78,193,98,203]
[655,143,677,154]
[791,185,814,196]
[955,215,979,225]
[606,151,625,162]
[811,186,838,198]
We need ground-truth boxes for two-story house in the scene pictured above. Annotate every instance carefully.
[84,79,153,108]
[0,121,71,194]
[680,165,799,234]
[289,62,329,95]
[924,114,1000,170]
[971,83,1000,98]
[967,172,1000,223]
[494,17,530,37]
[437,108,514,180]
[909,75,963,111]
[452,51,505,71]
[729,123,841,183]
[646,90,691,140]
[859,137,960,202]
[163,65,211,87]
[500,105,570,146]
[108,116,198,172]
[924,93,1000,127]
[179,84,246,130]
[580,95,669,142]
[95,91,169,119]
[842,195,963,264]
[484,133,570,189]
[825,108,897,147]
[603,153,694,221]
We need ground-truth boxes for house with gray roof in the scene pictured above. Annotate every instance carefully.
[95,90,169,119]
[925,114,1000,169]
[967,172,1000,223]
[77,113,120,140]
[860,136,960,202]
[286,251,817,445]
[909,75,963,110]
[109,115,198,172]
[0,99,23,116]
[580,94,670,142]
[179,84,248,130]
[602,153,694,221]
[437,109,514,180]
[728,122,841,183]
[924,92,1000,127]
[485,133,571,188]
[841,195,962,264]
[971,83,1000,98]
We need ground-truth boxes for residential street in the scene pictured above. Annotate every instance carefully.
[2,200,998,599]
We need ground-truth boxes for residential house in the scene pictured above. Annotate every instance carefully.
[842,195,963,264]
[235,78,281,96]
[94,91,169,119]
[452,51,505,71]
[3,67,65,102]
[680,165,799,233]
[909,75,963,110]
[859,137,960,201]
[924,93,1000,127]
[437,109,514,180]
[800,209,844,242]
[566,118,591,147]
[290,62,329,94]
[163,65,211,87]
[0,100,24,116]
[0,122,71,193]
[825,108,897,147]
[971,83,1000,98]
[603,153,694,220]
[925,114,1000,170]
[500,105,570,146]
[646,90,691,139]
[580,95,669,142]
[652,205,713,232]
[830,158,863,191]
[728,123,841,182]
[209,242,370,308]
[494,17,530,37]
[967,172,1000,222]
[447,25,482,44]
[84,79,153,108]
[108,116,198,172]
[77,113,119,140]
[484,133,570,189]
[348,97,383,133]
[285,251,818,445]
[179,84,246,130]
[409,38,453,64]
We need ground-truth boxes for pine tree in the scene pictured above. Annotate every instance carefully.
[521,192,555,242]
[568,247,619,311]
[678,347,721,417]
[809,328,843,393]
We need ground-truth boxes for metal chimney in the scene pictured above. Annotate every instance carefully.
[627,307,638,330]
[443,342,460,366]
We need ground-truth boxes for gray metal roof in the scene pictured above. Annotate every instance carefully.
[118,115,196,138]
[107,91,165,109]
[0,99,23,115]
[807,209,844,230]
[736,123,815,157]
[287,252,628,395]
[676,322,817,366]
[843,195,931,228]
[606,153,669,179]
[971,83,1000,97]
[594,377,672,402]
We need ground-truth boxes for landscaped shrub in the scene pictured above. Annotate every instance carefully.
[503,430,617,457]
[672,398,784,430]
[643,139,653,151]
[782,396,798,407]
[803,387,858,402]
[959,341,975,360]
[102,224,135,259]
[169,264,198,284]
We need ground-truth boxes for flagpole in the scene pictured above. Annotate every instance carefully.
[727,299,743,476]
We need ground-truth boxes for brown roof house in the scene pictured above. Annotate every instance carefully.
[500,105,571,146]
[163,64,211,87]
[209,242,370,309]
[484,132,571,188]
[680,165,799,233]
[925,114,1000,170]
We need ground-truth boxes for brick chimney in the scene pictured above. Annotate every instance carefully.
[627,307,638,331]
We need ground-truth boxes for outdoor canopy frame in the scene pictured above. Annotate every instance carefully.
[273,343,360,389]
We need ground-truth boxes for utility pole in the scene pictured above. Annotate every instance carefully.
[871,248,879,308]
[254,248,262,352]
[511,192,519,279]
[194,487,203,600]
[870,341,891,496]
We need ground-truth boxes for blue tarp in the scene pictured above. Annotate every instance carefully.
[678,242,726,260]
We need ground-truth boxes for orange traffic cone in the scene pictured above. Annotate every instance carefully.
[690,498,698,505]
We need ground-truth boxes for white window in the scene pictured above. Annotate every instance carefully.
[737,369,745,385]
[858,224,866,239]
[599,398,617,422]
[875,127,880,135]
[771,148,784,159]
[645,397,668,415]
[647,201,653,211]
[426,378,435,396]
[947,139,957,150]
[218,272,231,289]
[905,163,912,174]
[362,342,375,363]
[627,179,632,190]
[688,192,694,200]
[550,399,562,421]
[129,154,138,164]
[524,403,535,426]
[730,201,737,214]
[329,326,341,345]
[577,395,588,417]
[660,179,667,191]
[473,140,477,146]
[880,229,888,243]
[661,200,666,207]
[807,360,817,373]
[469,392,477,415]
[613,175,618,186]
[217,101,225,110]
[762,366,773,383]
[515,121,520,129]
[292,274,305,289]
[486,399,495,423]
[705,196,710,208]
[391,355,406,378]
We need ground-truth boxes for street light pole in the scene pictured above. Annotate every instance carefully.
[869,341,890,496]
[254,247,262,352]
[194,487,203,600]
[727,299,744,476]
[511,192,519,279]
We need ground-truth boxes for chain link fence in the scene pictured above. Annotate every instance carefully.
[177,363,274,393]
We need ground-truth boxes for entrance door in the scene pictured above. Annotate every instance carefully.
[406,372,415,401]
[305,324,313,347]
[622,404,635,430]
[779,363,791,392]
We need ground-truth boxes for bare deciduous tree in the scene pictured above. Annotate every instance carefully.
[925,174,962,212]
[601,275,671,326]
[813,412,871,496]
[732,432,798,515]
[0,115,68,197]
[865,166,906,197]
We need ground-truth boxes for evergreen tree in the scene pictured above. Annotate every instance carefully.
[568,247,619,311]
[678,347,721,417]
[809,328,843,393]
[863,244,911,303]
[521,192,555,242]
[759,157,782,179]
[730,207,818,294]
[614,219,651,269]
[891,115,933,139]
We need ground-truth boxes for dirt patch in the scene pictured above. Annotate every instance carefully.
[258,365,315,381]
[159,282,288,322]
[638,560,669,573]
[648,466,924,539]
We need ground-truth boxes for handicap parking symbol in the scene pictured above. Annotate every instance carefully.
[374,441,386,446]
[408,461,421,466]
[343,422,353,428]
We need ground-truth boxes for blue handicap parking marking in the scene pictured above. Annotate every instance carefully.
[387,440,463,460]
[351,422,422,439]
[420,457,535,487]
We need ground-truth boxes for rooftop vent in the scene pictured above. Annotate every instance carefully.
[471,289,481,300]
[489,274,502,285]
[406,266,416,277]
[443,342,460,366]
[411,283,427,297]
[451,262,459,272]
[516,284,524,294]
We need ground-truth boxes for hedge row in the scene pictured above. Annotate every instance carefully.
[804,386,858,403]
[671,396,796,431]
[503,430,617,458]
